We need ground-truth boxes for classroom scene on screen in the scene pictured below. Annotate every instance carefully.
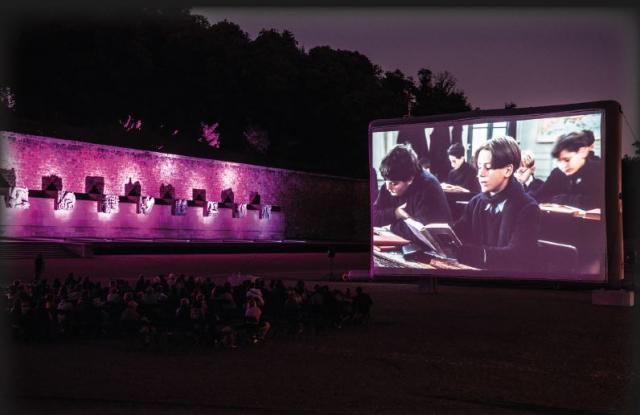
[370,112,606,281]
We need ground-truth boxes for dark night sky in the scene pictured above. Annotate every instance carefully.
[194,7,639,156]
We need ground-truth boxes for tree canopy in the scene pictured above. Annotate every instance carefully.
[3,8,472,178]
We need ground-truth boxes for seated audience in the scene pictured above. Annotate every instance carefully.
[4,272,374,350]
[351,287,373,325]
[244,298,270,342]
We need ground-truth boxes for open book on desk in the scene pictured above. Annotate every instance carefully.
[441,183,470,193]
[539,203,601,221]
[373,226,411,247]
[403,218,462,260]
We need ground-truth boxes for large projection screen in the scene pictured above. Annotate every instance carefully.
[369,101,622,283]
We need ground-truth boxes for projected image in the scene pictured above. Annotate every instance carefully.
[370,110,606,281]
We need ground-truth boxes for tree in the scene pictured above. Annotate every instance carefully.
[412,69,471,116]
[5,10,475,179]
[378,70,417,118]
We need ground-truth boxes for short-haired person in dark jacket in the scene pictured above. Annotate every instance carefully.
[453,136,541,271]
[531,130,603,210]
[373,144,452,243]
[515,150,544,194]
[446,143,481,193]
[581,129,600,161]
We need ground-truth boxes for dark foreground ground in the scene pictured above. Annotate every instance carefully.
[1,253,638,415]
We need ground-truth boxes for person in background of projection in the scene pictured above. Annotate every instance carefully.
[427,125,454,182]
[515,150,544,194]
[419,156,432,174]
[373,144,452,243]
[446,143,480,193]
[581,129,600,161]
[531,130,602,211]
[453,136,540,271]
[34,253,45,280]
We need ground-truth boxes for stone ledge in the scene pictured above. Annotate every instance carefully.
[591,289,635,307]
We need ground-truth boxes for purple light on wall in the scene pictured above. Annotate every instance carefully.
[117,167,144,197]
[97,212,114,222]
[53,207,73,221]
[221,166,238,192]
[1,131,370,242]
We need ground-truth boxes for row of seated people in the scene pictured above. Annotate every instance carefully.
[423,129,600,210]
[373,131,602,273]
[4,272,374,349]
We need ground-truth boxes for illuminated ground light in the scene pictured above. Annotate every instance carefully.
[97,212,115,222]
[53,207,73,221]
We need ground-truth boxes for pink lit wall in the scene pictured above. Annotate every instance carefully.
[0,132,369,241]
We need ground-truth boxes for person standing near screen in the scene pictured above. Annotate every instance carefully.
[446,143,481,193]
[453,136,541,271]
[531,130,602,210]
[373,144,452,243]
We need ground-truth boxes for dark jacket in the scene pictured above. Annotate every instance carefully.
[447,161,481,193]
[523,176,544,194]
[373,170,452,243]
[453,177,540,271]
[531,158,602,210]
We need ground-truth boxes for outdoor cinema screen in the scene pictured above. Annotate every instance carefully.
[369,101,621,282]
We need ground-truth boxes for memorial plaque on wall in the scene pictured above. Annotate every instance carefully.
[232,203,247,218]
[259,204,272,220]
[0,168,17,188]
[97,194,119,213]
[124,177,142,200]
[204,201,219,217]
[42,175,63,192]
[193,189,206,204]
[249,191,261,205]
[221,188,234,203]
[137,196,155,215]
[55,191,76,211]
[85,176,105,195]
[5,187,29,209]
[172,199,188,216]
[160,183,175,200]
